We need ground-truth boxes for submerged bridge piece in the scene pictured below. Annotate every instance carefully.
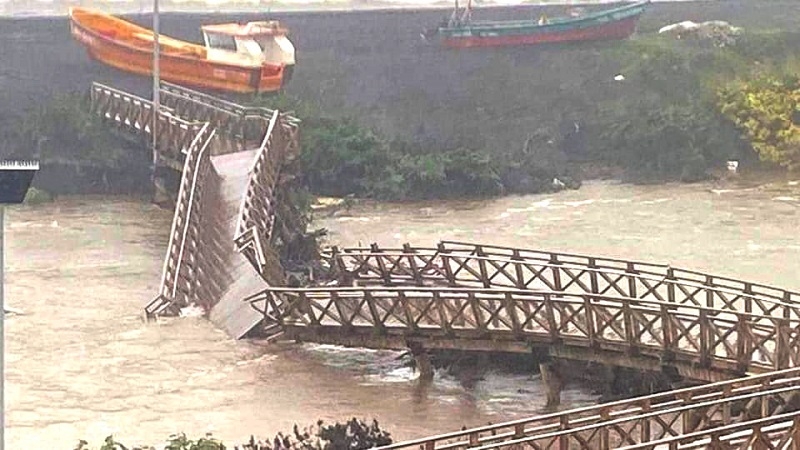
[90,81,299,338]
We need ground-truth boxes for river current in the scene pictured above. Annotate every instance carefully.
[6,180,800,448]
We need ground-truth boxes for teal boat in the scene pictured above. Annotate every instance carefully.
[426,1,649,49]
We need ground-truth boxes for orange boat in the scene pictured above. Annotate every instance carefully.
[68,7,296,94]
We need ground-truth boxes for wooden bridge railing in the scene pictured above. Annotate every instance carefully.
[145,123,217,316]
[321,242,800,321]
[233,109,300,278]
[90,82,204,170]
[160,81,301,126]
[160,81,301,149]
[375,368,800,450]
[443,240,800,305]
[160,82,265,153]
[614,413,800,450]
[89,82,225,316]
[234,109,282,273]
[247,286,800,379]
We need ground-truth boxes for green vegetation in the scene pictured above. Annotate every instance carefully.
[1,92,151,195]
[4,28,800,201]
[256,29,800,199]
[718,75,800,169]
[73,418,392,450]
[578,30,800,182]
[250,94,578,201]
[589,37,752,182]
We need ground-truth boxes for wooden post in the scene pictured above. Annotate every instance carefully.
[409,342,434,382]
[539,360,563,408]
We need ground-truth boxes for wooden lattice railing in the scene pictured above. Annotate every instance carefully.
[375,368,800,450]
[321,242,800,320]
[158,82,301,278]
[615,413,800,450]
[90,82,223,316]
[246,286,800,379]
[90,83,203,170]
[145,123,217,317]
[159,82,268,154]
[233,109,300,277]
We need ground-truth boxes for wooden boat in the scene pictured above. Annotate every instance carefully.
[425,1,649,49]
[68,7,295,94]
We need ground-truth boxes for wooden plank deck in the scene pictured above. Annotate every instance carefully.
[204,150,269,339]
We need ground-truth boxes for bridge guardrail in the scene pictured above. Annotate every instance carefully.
[90,82,204,169]
[615,412,800,450]
[248,286,800,379]
[381,372,800,450]
[146,123,216,316]
[322,242,800,321]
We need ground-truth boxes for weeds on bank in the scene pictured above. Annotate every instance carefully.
[74,418,392,450]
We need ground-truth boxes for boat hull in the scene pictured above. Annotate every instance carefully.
[442,15,640,48]
[69,10,286,94]
[438,1,648,49]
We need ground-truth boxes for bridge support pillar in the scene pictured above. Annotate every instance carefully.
[409,343,434,382]
[152,174,171,207]
[539,360,563,408]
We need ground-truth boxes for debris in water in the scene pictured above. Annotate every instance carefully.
[179,304,205,318]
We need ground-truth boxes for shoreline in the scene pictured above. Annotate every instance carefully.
[308,170,800,213]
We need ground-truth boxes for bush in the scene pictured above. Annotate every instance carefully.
[718,75,800,169]
[249,94,571,200]
[74,418,393,450]
[2,93,141,170]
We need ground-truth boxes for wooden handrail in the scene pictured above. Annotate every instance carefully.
[160,125,215,303]
[250,286,800,378]
[615,412,800,449]
[321,244,800,319]
[376,368,800,450]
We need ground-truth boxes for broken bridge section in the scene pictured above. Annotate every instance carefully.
[90,81,299,339]
[91,80,800,448]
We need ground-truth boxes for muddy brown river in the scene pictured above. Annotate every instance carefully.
[6,180,800,448]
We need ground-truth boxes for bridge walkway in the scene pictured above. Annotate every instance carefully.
[376,367,800,450]
[91,79,800,448]
[90,81,298,339]
[205,149,288,338]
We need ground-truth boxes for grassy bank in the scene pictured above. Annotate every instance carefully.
[0,92,152,198]
[249,26,800,200]
[2,5,799,201]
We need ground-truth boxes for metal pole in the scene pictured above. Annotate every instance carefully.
[0,206,5,450]
[152,0,160,173]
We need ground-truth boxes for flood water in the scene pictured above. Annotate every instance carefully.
[6,179,800,448]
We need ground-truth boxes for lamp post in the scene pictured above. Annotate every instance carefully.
[0,160,40,450]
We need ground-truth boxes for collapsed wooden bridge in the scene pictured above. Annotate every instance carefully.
[90,80,299,338]
[92,81,800,449]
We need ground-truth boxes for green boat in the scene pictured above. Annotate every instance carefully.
[426,1,650,49]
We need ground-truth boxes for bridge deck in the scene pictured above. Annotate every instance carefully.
[91,80,800,447]
[205,150,268,339]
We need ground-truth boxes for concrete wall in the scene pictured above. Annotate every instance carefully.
[1,1,797,148]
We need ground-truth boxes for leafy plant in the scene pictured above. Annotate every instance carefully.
[718,75,800,169]
[74,418,392,450]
